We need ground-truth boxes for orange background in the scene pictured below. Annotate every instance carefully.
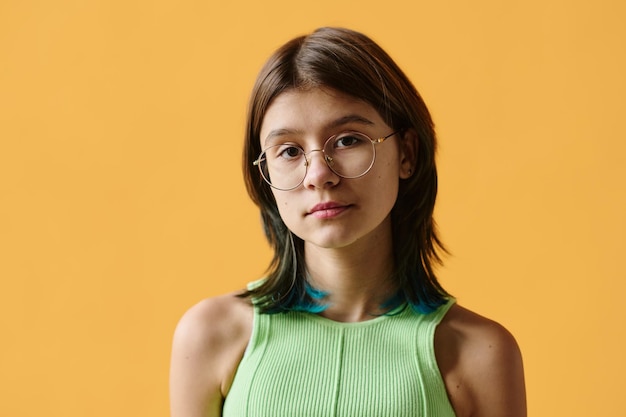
[1,1,624,416]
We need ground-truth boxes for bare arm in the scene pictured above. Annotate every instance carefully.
[169,294,252,417]
[468,319,526,416]
[436,305,527,417]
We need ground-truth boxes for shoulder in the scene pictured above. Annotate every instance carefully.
[170,292,254,417]
[174,292,253,348]
[435,304,527,417]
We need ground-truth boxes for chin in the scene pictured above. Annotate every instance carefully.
[302,230,366,250]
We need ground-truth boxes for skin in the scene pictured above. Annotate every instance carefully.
[169,88,526,417]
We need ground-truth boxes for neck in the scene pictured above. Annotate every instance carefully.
[304,225,398,322]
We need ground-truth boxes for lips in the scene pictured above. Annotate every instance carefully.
[307,202,351,219]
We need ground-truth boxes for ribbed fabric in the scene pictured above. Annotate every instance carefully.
[222,299,457,417]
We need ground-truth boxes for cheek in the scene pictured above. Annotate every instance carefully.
[377,146,403,175]
[371,162,401,205]
[374,156,401,183]
[271,193,294,222]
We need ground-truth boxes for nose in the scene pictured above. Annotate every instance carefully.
[302,149,339,189]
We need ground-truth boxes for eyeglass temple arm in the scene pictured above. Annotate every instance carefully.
[375,129,404,143]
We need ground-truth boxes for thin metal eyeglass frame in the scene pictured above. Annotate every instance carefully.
[253,130,402,191]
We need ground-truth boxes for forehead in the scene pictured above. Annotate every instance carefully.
[260,88,386,146]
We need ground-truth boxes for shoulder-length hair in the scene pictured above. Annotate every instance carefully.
[240,27,449,314]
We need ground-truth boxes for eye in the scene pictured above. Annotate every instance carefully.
[275,144,304,160]
[332,132,368,148]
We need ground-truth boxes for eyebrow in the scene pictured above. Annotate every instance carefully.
[328,114,375,129]
[264,114,375,144]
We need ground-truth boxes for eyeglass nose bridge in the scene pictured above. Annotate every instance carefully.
[303,148,335,169]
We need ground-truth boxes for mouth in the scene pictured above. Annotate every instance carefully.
[307,202,352,219]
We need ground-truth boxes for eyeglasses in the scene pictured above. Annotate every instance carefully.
[253,130,401,191]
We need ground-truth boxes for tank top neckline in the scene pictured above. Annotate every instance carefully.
[289,304,411,329]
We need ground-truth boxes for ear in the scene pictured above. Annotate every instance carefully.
[398,128,418,179]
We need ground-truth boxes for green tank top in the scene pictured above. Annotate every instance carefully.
[223,299,457,417]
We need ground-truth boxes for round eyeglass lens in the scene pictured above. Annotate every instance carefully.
[258,144,308,190]
[323,132,376,178]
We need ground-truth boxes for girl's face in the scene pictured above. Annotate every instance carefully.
[259,87,413,251]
